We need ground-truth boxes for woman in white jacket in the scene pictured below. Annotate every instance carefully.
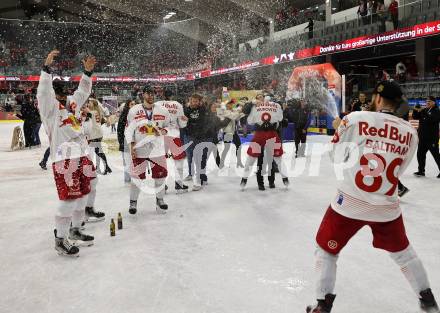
[86,99,112,175]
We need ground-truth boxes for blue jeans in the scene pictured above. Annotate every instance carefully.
[33,123,42,146]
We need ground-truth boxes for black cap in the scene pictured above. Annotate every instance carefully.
[142,85,154,94]
[373,81,403,102]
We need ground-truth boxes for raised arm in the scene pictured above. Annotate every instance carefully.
[71,56,96,117]
[37,50,59,121]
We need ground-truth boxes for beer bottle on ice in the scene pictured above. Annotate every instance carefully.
[117,212,123,230]
[110,218,116,237]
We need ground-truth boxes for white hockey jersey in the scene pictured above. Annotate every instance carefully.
[37,71,92,162]
[154,100,187,138]
[330,111,418,222]
[247,101,283,126]
[125,103,171,158]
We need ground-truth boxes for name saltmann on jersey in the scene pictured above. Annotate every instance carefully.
[330,111,418,223]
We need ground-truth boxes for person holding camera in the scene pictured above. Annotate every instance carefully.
[413,96,440,178]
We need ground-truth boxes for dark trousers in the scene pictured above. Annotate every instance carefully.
[33,123,41,146]
[41,147,50,165]
[23,120,33,147]
[391,14,398,29]
[256,149,275,186]
[417,141,440,173]
[295,128,307,156]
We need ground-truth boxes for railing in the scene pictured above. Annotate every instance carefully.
[224,0,440,68]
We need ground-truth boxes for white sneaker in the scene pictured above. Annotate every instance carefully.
[184,175,192,182]
[192,184,202,191]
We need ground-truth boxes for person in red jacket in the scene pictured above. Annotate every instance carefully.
[388,0,399,29]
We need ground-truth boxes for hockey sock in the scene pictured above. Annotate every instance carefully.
[86,178,98,208]
[315,247,339,300]
[72,197,87,227]
[242,156,257,178]
[274,156,288,178]
[390,245,431,295]
[155,178,166,199]
[55,200,76,238]
[174,159,184,184]
[130,183,141,202]
[220,143,231,167]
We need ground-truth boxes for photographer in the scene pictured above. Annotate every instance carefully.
[413,96,440,178]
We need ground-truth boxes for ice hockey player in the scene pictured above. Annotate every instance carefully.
[307,81,439,313]
[154,89,189,193]
[80,104,106,223]
[240,94,289,190]
[125,85,171,214]
[37,50,96,257]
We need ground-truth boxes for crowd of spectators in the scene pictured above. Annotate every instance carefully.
[275,6,323,32]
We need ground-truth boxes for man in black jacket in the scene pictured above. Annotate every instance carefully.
[413,96,440,178]
[286,99,311,158]
[184,94,211,190]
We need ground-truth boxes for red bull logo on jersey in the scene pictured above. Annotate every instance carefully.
[359,121,413,146]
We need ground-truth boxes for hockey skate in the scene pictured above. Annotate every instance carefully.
[156,198,168,214]
[306,294,336,313]
[84,207,105,223]
[398,186,410,197]
[175,182,189,194]
[54,230,79,257]
[129,200,137,215]
[240,178,247,191]
[420,289,440,313]
[69,227,94,247]
[39,161,47,170]
[282,177,289,189]
[269,182,276,189]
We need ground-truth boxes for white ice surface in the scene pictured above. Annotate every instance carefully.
[0,122,439,313]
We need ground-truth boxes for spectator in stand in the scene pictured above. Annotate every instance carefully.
[389,0,399,29]
[304,18,314,39]
[412,96,440,178]
[377,0,387,32]
[349,92,367,112]
[381,69,391,81]
[358,0,369,25]
[396,59,407,82]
